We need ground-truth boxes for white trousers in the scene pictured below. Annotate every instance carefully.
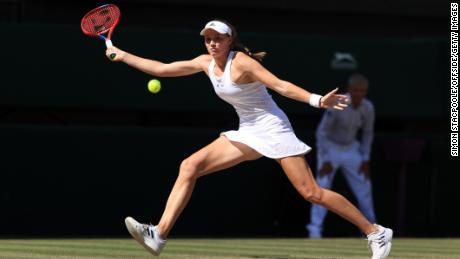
[307,141,376,236]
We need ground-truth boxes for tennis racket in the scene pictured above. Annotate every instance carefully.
[81,4,121,59]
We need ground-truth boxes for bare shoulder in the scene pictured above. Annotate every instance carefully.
[194,54,212,65]
[191,54,212,73]
[232,51,260,71]
[193,54,212,75]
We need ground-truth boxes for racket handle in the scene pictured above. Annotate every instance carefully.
[105,40,116,60]
[105,39,113,47]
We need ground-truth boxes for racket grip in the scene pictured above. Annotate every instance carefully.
[105,40,116,60]
[105,40,113,48]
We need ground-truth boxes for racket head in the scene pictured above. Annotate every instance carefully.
[81,4,120,39]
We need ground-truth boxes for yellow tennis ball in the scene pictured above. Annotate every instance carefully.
[147,79,161,93]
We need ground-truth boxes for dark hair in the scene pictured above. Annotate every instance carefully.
[214,19,267,62]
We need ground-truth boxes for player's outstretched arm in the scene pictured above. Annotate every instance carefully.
[105,46,209,77]
[241,53,348,110]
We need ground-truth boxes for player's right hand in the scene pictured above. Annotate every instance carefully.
[318,161,333,177]
[106,46,125,61]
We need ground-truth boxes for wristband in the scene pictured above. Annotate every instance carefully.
[309,93,322,108]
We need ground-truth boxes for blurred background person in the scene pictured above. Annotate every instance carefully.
[307,73,376,238]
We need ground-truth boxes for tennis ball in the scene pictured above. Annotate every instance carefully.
[147,79,161,93]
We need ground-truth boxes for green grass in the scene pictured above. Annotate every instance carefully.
[0,238,459,258]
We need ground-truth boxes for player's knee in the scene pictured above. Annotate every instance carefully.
[179,158,202,180]
[302,186,324,203]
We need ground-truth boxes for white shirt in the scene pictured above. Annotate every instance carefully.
[316,96,375,162]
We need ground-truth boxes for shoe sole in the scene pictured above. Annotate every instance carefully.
[125,216,159,256]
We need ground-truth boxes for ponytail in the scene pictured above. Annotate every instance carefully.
[233,41,267,62]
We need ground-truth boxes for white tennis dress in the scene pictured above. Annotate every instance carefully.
[208,51,311,159]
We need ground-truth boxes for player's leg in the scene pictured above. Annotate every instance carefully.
[307,163,338,238]
[126,136,261,256]
[157,136,261,238]
[278,155,376,235]
[278,155,392,258]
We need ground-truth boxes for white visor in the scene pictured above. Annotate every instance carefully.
[199,20,232,36]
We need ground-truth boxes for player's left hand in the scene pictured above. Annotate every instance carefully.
[359,161,371,180]
[320,88,348,110]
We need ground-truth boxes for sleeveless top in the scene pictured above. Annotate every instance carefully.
[208,51,311,158]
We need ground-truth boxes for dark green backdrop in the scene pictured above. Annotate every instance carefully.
[0,23,456,237]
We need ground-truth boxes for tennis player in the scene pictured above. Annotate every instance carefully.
[106,19,392,259]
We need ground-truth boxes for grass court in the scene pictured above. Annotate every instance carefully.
[1,238,459,258]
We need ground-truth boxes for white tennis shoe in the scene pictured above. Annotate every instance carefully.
[125,216,167,256]
[367,224,393,259]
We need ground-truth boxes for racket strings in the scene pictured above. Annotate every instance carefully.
[81,5,120,35]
